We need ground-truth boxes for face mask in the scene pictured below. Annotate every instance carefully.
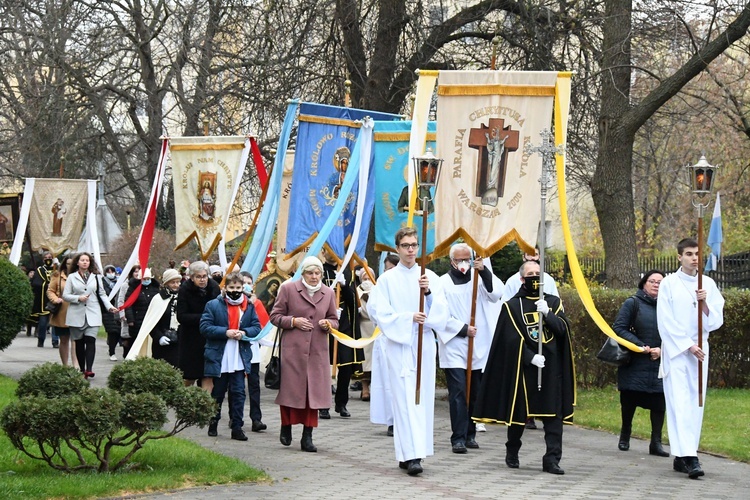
[454,260,470,274]
[44,259,53,267]
[243,283,253,295]
[142,279,152,286]
[523,275,541,295]
[226,290,243,301]
[360,280,373,292]
[106,272,116,280]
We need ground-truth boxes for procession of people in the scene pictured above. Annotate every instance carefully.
[11,224,726,481]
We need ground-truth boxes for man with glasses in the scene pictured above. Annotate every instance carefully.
[367,227,449,476]
[435,243,503,454]
[473,260,575,475]
[657,238,724,479]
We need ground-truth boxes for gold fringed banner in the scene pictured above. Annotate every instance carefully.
[553,74,644,354]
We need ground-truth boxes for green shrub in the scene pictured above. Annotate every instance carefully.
[560,287,750,389]
[0,258,33,351]
[0,358,216,472]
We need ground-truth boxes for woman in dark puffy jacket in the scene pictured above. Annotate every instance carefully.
[101,264,122,360]
[124,268,161,347]
[612,269,668,457]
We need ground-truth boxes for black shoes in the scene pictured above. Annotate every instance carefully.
[207,420,218,437]
[683,456,705,479]
[649,440,669,457]
[280,425,292,446]
[301,426,317,452]
[319,409,331,419]
[387,425,394,436]
[335,405,351,418]
[452,442,467,454]
[350,381,362,391]
[466,438,479,449]
[407,459,423,476]
[525,418,537,429]
[543,463,565,475]
[251,420,267,432]
[505,453,520,469]
[231,429,248,441]
[399,461,408,470]
[618,431,630,451]
[673,456,689,473]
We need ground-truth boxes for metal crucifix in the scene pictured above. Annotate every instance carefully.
[524,128,565,391]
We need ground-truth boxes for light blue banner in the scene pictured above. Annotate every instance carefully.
[372,120,437,253]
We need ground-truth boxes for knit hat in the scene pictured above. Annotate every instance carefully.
[300,256,324,274]
[209,265,222,275]
[162,268,181,285]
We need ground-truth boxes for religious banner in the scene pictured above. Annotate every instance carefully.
[27,179,89,255]
[434,70,561,256]
[170,136,248,260]
[284,102,399,259]
[274,150,303,275]
[372,120,437,254]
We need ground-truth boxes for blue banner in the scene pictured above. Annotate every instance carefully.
[372,120,437,254]
[285,103,399,258]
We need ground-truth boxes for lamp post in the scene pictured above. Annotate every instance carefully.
[411,149,443,405]
[687,155,718,407]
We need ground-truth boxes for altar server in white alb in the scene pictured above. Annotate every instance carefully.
[435,243,503,454]
[367,227,449,477]
[657,237,724,479]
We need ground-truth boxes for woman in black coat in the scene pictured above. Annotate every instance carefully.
[176,261,220,387]
[149,269,182,368]
[612,269,668,457]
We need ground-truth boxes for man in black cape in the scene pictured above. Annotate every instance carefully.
[473,260,576,474]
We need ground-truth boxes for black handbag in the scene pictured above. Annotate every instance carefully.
[596,337,631,366]
[45,300,61,315]
[264,329,282,390]
[164,329,178,344]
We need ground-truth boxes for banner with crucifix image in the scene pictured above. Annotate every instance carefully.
[433,70,563,256]
[170,136,248,260]
[283,102,400,259]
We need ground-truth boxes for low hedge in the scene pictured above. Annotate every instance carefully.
[560,287,750,389]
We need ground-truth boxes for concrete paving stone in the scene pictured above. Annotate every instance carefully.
[1,333,750,499]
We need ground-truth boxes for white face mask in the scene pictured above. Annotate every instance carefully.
[106,272,116,279]
[454,259,470,274]
[360,280,373,292]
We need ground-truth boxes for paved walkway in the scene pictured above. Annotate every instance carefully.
[1,333,749,499]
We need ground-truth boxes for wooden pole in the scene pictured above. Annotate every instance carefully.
[415,200,429,405]
[332,283,341,379]
[697,214,704,407]
[466,265,479,405]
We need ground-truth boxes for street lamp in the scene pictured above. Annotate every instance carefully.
[686,154,718,407]
[410,149,443,405]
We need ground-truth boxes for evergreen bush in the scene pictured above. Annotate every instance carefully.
[0,258,33,350]
[0,360,217,472]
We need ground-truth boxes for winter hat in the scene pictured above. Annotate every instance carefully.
[162,269,181,285]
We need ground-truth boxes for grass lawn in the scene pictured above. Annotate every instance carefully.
[575,386,750,462]
[0,376,268,500]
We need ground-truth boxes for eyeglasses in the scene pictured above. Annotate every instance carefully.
[399,243,419,249]
[647,279,662,285]
[193,274,209,280]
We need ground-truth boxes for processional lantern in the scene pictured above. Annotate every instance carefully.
[410,148,443,406]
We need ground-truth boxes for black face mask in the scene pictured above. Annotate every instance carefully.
[44,259,53,267]
[226,290,243,301]
[523,275,541,296]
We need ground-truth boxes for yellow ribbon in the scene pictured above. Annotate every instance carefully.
[554,74,644,354]
[328,326,382,349]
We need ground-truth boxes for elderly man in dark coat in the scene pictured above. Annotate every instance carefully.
[270,256,338,452]
[473,260,575,475]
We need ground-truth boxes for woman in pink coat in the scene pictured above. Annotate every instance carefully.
[270,256,338,452]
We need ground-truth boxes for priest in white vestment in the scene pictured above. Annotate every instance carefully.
[367,227,449,476]
[435,243,503,454]
[657,238,724,479]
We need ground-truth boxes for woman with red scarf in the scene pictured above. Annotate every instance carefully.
[200,272,261,441]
